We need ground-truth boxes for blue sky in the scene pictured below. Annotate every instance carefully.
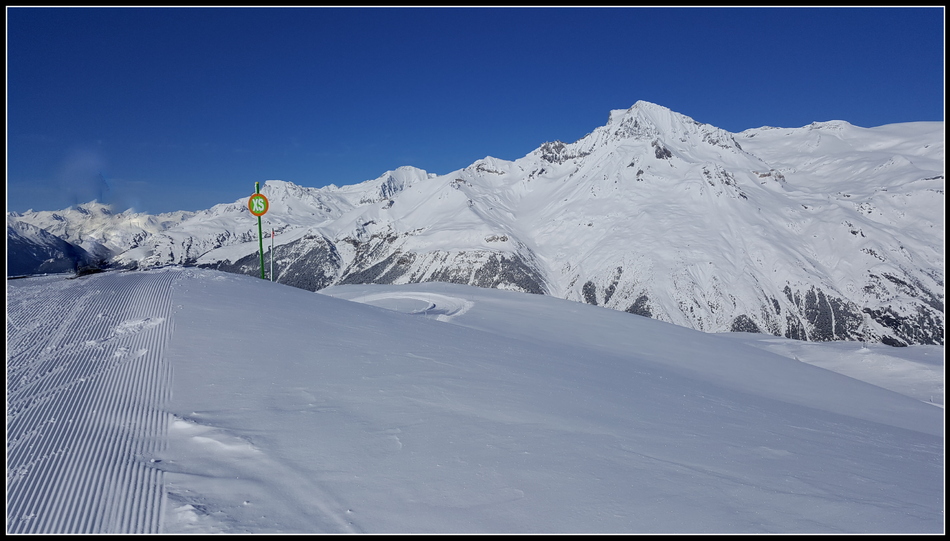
[7,6,945,215]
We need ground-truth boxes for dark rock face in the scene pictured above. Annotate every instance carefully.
[6,224,100,276]
[582,281,598,305]
[271,233,342,292]
[785,313,808,341]
[625,295,653,318]
[538,140,590,164]
[777,281,943,346]
[731,314,761,333]
[467,253,546,294]
[652,139,673,159]
[340,249,547,295]
[339,249,415,286]
[200,232,342,292]
[782,285,866,342]
[858,272,944,346]
[863,305,944,347]
[601,268,624,305]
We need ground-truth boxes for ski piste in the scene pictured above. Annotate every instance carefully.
[6,268,943,533]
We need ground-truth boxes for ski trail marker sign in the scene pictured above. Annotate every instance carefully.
[250,183,269,279]
[249,192,269,217]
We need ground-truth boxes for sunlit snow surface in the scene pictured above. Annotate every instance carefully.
[6,269,944,533]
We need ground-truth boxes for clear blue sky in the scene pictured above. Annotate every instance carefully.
[7,6,945,215]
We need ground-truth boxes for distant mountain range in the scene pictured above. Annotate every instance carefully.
[6,219,99,276]
[8,101,944,346]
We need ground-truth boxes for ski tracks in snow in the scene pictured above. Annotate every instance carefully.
[8,269,358,534]
[347,291,474,322]
[6,270,180,533]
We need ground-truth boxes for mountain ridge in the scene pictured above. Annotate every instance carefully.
[8,101,944,346]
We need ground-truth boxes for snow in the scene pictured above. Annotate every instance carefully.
[8,201,195,261]
[716,333,944,408]
[6,268,944,533]
[9,101,943,346]
[6,218,98,275]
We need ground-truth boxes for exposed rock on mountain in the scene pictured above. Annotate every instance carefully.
[9,101,944,345]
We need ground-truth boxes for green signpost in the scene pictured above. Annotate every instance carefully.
[248,182,269,280]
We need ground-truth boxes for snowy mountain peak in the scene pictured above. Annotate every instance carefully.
[465,156,515,176]
[531,100,739,166]
[345,165,431,204]
[8,102,943,347]
[605,100,677,138]
[807,120,855,131]
[611,99,673,121]
[564,100,746,159]
[71,200,116,216]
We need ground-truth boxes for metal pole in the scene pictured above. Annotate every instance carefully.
[256,182,265,280]
[271,228,274,282]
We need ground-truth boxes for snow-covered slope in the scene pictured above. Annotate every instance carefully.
[9,102,944,345]
[6,269,943,533]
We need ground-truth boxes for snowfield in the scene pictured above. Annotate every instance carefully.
[6,268,944,533]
